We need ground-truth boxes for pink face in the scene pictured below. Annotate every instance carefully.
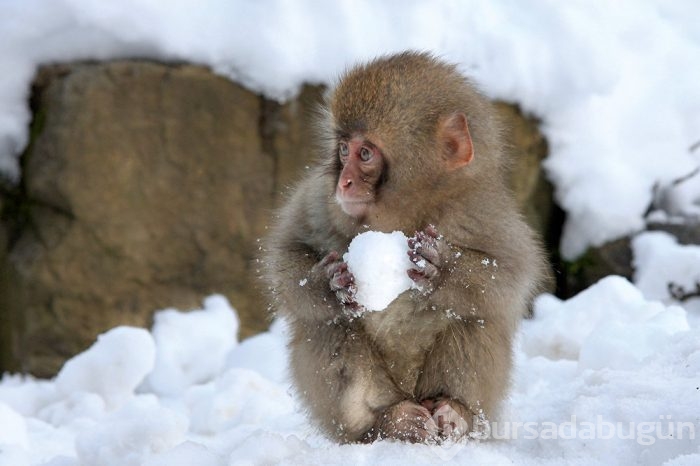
[335,135,385,219]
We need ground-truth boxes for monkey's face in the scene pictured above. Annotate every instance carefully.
[335,134,385,219]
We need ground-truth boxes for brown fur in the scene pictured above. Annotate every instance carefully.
[262,52,549,443]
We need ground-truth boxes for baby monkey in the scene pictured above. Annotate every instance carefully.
[263,52,548,443]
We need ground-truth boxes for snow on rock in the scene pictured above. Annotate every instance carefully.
[651,169,700,219]
[632,231,700,304]
[144,295,239,396]
[343,231,415,311]
[55,326,155,409]
[74,395,187,466]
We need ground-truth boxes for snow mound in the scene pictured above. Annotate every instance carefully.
[144,295,239,396]
[75,396,188,466]
[55,326,155,409]
[0,285,698,464]
[522,276,689,370]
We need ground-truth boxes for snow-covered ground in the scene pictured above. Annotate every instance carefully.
[1,0,699,464]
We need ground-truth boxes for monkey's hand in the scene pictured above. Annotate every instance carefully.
[407,225,449,294]
[312,251,362,313]
[366,400,439,443]
[421,398,471,441]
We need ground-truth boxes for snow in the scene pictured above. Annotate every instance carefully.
[2,266,699,465]
[55,327,155,410]
[0,1,699,464]
[0,1,699,256]
[524,276,690,371]
[632,232,700,306]
[343,231,415,311]
[74,396,188,466]
[143,295,239,397]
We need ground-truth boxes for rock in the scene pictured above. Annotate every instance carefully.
[0,61,324,376]
[563,237,633,298]
[560,220,700,299]
[0,60,552,376]
[647,220,700,246]
[495,102,554,238]
[259,84,326,196]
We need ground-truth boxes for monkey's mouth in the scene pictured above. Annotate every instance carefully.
[336,195,370,218]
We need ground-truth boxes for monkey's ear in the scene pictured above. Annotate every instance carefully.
[439,112,474,170]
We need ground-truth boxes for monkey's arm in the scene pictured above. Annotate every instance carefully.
[266,188,414,441]
[409,225,532,322]
[263,184,353,324]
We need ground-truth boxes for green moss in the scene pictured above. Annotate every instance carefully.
[564,253,595,277]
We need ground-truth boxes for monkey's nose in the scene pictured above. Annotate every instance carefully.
[341,178,352,189]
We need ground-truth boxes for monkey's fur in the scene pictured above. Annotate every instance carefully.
[263,52,549,443]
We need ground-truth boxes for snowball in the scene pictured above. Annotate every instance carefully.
[144,295,239,396]
[55,326,156,409]
[343,231,415,311]
[75,395,187,466]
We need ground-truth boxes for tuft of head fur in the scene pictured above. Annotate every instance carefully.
[329,52,503,175]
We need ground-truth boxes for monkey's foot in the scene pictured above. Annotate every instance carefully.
[421,398,471,440]
[367,400,439,443]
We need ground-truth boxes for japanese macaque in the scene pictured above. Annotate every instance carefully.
[262,52,549,443]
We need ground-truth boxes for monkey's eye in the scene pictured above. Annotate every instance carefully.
[360,147,373,162]
[338,142,349,158]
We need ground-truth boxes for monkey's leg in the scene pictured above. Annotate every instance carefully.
[288,322,409,443]
[416,320,513,439]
